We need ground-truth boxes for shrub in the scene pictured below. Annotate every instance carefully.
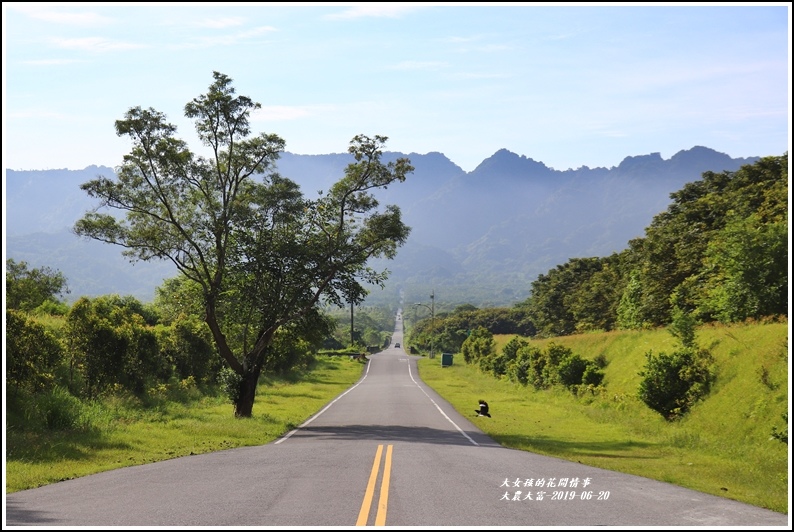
[6,309,64,394]
[35,386,84,430]
[637,347,714,420]
[582,363,605,386]
[535,342,571,388]
[593,352,608,368]
[506,347,540,386]
[506,359,530,385]
[460,327,494,365]
[557,353,589,387]
[493,336,528,378]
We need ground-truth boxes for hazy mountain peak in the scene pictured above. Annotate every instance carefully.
[469,149,552,180]
[5,146,765,305]
[667,145,751,172]
[615,152,665,172]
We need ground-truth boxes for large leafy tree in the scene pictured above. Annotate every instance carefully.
[74,72,412,416]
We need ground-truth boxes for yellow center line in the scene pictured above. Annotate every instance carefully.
[356,444,394,526]
[356,444,383,525]
[374,444,393,526]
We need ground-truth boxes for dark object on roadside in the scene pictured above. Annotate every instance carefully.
[475,400,491,417]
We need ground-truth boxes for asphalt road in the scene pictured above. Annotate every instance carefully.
[5,312,789,527]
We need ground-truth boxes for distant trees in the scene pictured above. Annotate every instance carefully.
[73,72,412,417]
[326,305,396,349]
[698,214,787,323]
[627,154,787,326]
[408,305,534,355]
[6,259,69,313]
[522,256,621,337]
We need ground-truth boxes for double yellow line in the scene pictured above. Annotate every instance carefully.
[356,444,393,526]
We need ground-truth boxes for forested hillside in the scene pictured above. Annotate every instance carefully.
[408,152,788,356]
[521,152,788,333]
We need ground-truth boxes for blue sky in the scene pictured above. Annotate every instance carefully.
[3,3,790,173]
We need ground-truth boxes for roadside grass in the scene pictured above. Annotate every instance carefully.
[417,321,789,514]
[5,356,366,494]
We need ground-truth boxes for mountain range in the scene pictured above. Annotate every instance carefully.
[4,146,761,308]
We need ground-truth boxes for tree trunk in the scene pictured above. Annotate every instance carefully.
[234,368,261,418]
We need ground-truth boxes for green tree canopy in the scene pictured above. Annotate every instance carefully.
[524,257,605,337]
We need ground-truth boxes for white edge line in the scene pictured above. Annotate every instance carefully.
[407,356,479,446]
[275,354,479,446]
[274,358,373,444]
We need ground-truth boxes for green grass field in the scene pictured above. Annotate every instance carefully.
[5,357,367,494]
[417,321,789,514]
[5,321,789,514]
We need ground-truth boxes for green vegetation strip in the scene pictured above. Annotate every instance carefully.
[5,357,366,494]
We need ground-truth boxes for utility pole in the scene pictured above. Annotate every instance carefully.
[413,290,435,358]
[430,290,435,359]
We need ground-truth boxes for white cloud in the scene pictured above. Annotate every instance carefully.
[6,109,71,120]
[20,58,86,65]
[252,106,313,121]
[7,4,113,25]
[238,26,278,38]
[50,37,147,52]
[386,61,447,71]
[193,16,246,29]
[438,34,512,53]
[173,25,277,48]
[471,43,512,52]
[447,71,506,80]
[544,32,578,41]
[440,36,479,44]
[325,4,427,20]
